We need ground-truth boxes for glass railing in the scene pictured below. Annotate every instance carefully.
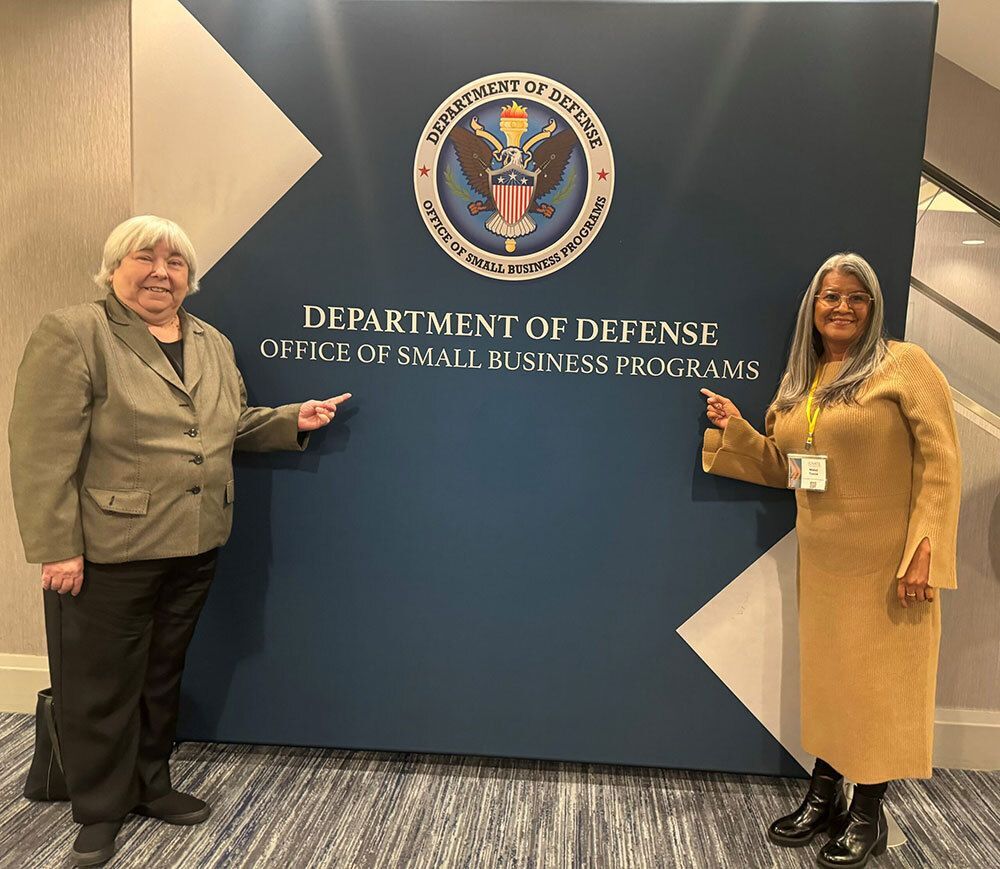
[907,167,1000,420]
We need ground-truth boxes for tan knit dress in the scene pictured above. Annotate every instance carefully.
[702,342,961,783]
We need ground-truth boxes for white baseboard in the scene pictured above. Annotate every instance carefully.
[934,707,1000,771]
[1,656,997,771]
[0,654,49,714]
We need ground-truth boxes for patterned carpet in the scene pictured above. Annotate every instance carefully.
[0,713,997,868]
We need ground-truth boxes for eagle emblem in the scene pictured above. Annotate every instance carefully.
[414,73,614,281]
[448,102,576,253]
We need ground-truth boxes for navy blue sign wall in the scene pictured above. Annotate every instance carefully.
[176,0,935,775]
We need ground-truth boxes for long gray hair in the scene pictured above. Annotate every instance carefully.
[771,252,889,412]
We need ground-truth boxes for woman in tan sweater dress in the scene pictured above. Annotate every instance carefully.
[701,253,960,869]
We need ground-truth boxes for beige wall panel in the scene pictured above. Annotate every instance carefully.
[906,291,1000,419]
[919,51,1000,714]
[132,0,320,276]
[926,56,1000,207]
[911,211,1000,336]
[907,297,1000,711]
[0,0,131,655]
[937,407,1000,711]
[937,0,1000,93]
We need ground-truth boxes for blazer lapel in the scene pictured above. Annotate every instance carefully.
[180,310,205,392]
[104,292,189,396]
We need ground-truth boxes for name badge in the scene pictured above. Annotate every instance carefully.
[787,453,828,491]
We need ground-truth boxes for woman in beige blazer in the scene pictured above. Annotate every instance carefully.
[700,253,960,869]
[9,215,350,867]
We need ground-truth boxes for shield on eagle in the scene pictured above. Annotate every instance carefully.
[490,166,538,225]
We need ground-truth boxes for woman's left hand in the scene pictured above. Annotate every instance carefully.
[297,393,352,431]
[898,537,934,607]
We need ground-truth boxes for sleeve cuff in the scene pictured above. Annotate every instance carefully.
[896,530,958,589]
[701,417,787,488]
[278,404,309,451]
[702,417,761,467]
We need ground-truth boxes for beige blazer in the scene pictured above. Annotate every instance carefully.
[9,292,305,564]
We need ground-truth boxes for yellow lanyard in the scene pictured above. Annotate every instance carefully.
[804,372,822,450]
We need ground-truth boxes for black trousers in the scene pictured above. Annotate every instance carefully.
[43,549,217,824]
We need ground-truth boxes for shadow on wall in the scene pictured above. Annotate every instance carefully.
[687,403,795,551]
[178,406,357,736]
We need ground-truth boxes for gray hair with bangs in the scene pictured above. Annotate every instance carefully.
[94,215,200,293]
[771,252,889,413]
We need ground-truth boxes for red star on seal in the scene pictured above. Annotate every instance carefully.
[418,165,430,177]
[597,169,609,181]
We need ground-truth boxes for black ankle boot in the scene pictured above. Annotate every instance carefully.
[71,819,123,867]
[816,791,888,868]
[768,771,849,847]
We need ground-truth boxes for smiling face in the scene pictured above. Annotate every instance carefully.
[111,240,190,324]
[813,269,871,356]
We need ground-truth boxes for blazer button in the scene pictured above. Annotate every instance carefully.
[185,428,199,437]
[189,486,202,495]
[192,455,204,464]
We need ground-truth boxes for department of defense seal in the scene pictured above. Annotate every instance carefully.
[414,72,614,281]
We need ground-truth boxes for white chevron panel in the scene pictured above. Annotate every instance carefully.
[678,530,906,848]
[131,0,321,275]
[677,530,810,769]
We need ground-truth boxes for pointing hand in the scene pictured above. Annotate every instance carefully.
[298,393,352,431]
[700,388,742,431]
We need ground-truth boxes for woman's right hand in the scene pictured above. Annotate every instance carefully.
[700,388,742,430]
[42,556,84,596]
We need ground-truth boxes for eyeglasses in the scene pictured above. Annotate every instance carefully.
[815,291,873,308]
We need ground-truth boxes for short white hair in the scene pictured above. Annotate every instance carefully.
[94,215,200,293]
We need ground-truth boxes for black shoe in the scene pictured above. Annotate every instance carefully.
[816,791,889,868]
[133,789,211,825]
[768,772,849,847]
[71,819,123,867]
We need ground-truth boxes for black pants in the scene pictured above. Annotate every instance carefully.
[44,550,217,824]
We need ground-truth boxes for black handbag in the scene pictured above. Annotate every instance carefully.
[23,688,69,801]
